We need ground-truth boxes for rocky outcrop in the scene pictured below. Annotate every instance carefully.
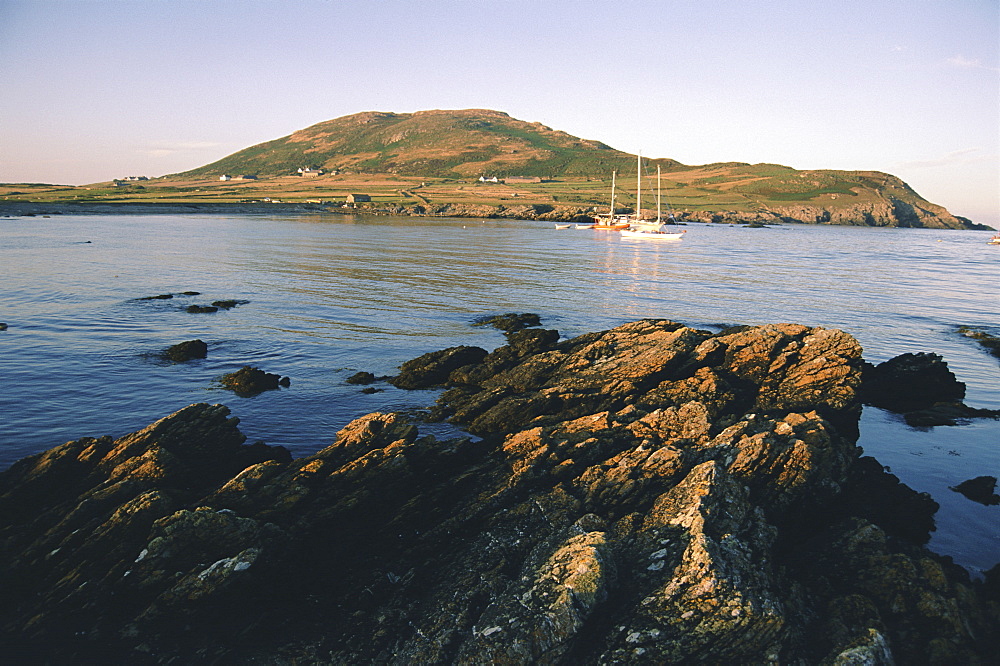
[670,200,984,230]
[0,321,996,663]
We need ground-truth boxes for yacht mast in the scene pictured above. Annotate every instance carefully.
[609,170,617,218]
[657,165,662,223]
[635,153,642,222]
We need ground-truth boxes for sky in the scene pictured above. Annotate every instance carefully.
[1,0,997,226]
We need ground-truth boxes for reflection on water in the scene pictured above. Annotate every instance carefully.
[1,213,998,573]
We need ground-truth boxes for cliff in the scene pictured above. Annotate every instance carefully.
[1,321,997,663]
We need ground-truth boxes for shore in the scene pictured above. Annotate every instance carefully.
[0,200,333,217]
[2,199,994,229]
[1,320,996,663]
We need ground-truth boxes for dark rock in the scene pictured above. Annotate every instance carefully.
[162,339,208,363]
[833,456,938,544]
[0,322,996,664]
[211,299,249,309]
[473,312,542,332]
[345,371,376,385]
[950,476,1000,505]
[360,387,382,394]
[138,293,174,300]
[186,304,219,313]
[984,563,1000,602]
[0,323,6,331]
[219,366,288,396]
[180,291,201,296]
[861,352,966,413]
[389,345,489,389]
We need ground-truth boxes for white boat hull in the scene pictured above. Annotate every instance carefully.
[620,229,685,240]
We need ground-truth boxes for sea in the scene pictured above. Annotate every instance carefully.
[1,212,997,576]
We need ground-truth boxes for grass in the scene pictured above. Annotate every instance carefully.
[1,168,884,214]
[0,162,907,219]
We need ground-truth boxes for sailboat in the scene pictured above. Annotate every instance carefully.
[589,170,632,230]
[620,154,686,240]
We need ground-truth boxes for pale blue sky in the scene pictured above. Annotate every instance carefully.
[2,0,997,225]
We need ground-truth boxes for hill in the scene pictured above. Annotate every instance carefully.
[177,108,678,180]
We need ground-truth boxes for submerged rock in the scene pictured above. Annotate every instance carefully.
[473,312,542,332]
[211,299,249,309]
[162,339,208,362]
[186,304,219,313]
[345,371,376,385]
[0,321,996,663]
[958,325,1000,360]
[219,366,289,396]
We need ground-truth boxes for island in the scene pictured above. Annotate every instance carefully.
[1,109,990,229]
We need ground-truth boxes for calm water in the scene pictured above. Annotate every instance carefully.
[1,213,997,574]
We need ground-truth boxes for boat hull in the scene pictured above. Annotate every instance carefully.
[620,229,685,240]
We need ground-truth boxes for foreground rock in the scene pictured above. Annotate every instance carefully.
[0,321,996,663]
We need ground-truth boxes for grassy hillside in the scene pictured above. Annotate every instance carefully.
[176,109,680,179]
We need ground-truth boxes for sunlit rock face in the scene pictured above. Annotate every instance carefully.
[0,321,996,663]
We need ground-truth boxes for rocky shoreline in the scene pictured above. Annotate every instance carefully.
[1,199,991,229]
[1,320,997,663]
